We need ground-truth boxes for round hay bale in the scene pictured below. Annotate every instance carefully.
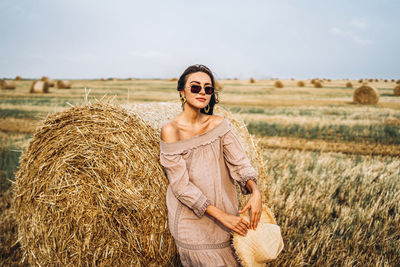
[391,79,395,82]
[384,79,388,82]
[41,77,55,87]
[130,77,136,81]
[327,79,331,82]
[358,79,363,83]
[30,81,49,93]
[112,78,119,81]
[274,80,284,88]
[394,85,400,96]
[13,101,270,266]
[396,79,400,84]
[346,82,353,88]
[375,79,379,82]
[168,78,177,81]
[353,85,380,104]
[100,78,105,81]
[313,81,323,88]
[310,79,315,84]
[1,80,16,90]
[215,80,223,90]
[233,77,238,81]
[15,75,22,81]
[249,78,255,83]
[297,81,305,87]
[56,80,71,89]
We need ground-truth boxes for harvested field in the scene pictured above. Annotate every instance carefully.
[1,78,400,266]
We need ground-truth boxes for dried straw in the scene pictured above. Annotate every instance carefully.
[353,85,379,104]
[249,78,255,83]
[274,81,284,88]
[1,80,16,90]
[297,81,305,87]
[56,80,71,89]
[30,81,49,93]
[346,82,353,88]
[313,81,323,88]
[394,85,400,96]
[41,76,55,87]
[13,100,270,266]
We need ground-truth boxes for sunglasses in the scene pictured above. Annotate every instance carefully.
[189,84,214,95]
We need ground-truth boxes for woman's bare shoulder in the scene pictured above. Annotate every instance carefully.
[211,114,225,126]
[161,120,179,143]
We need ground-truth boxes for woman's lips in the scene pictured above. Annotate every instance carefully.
[196,98,206,102]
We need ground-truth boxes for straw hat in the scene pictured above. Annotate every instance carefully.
[232,206,284,267]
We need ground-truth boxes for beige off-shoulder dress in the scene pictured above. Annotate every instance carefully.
[159,117,258,267]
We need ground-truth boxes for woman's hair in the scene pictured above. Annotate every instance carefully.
[177,64,220,115]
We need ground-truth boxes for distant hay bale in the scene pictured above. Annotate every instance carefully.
[313,81,323,88]
[274,80,284,88]
[41,77,55,87]
[384,79,388,82]
[1,80,16,90]
[30,81,49,93]
[391,79,395,82]
[168,78,178,81]
[327,79,331,82]
[215,80,223,90]
[112,78,119,81]
[375,79,379,82]
[100,78,105,81]
[394,85,400,96]
[368,79,374,82]
[13,101,270,266]
[233,77,238,80]
[396,79,400,84]
[346,82,353,88]
[358,79,363,83]
[56,80,71,89]
[297,81,305,87]
[130,78,136,81]
[249,78,255,83]
[15,76,22,81]
[353,85,380,104]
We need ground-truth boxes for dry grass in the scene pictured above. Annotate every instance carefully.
[258,136,400,156]
[353,85,379,104]
[56,80,71,89]
[274,81,284,88]
[394,85,400,96]
[30,81,49,93]
[264,149,400,266]
[1,80,16,90]
[297,81,305,87]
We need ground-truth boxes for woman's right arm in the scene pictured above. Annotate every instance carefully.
[205,205,249,236]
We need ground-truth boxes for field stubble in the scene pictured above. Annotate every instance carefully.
[1,79,400,265]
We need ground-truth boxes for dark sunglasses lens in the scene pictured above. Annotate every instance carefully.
[190,85,201,93]
[205,86,214,94]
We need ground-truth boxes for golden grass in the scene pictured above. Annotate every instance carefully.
[353,85,379,104]
[257,136,400,156]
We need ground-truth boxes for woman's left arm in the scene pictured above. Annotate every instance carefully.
[222,128,262,230]
[238,179,262,230]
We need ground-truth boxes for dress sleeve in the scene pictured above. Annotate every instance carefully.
[160,152,210,218]
[222,129,258,195]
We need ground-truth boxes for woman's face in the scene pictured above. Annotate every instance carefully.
[181,71,213,110]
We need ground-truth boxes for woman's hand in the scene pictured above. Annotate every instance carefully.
[217,211,250,237]
[239,189,262,230]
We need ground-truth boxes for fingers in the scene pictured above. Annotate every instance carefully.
[250,209,262,230]
[234,218,250,237]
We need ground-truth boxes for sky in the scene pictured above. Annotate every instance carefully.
[0,0,399,80]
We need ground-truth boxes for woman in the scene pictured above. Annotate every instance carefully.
[159,64,262,266]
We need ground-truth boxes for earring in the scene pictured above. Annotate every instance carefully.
[180,94,186,104]
[204,104,210,113]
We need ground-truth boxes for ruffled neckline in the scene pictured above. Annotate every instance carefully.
[160,118,231,155]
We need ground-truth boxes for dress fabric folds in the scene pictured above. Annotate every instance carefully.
[159,118,258,267]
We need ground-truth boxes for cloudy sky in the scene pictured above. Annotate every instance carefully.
[0,0,399,80]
